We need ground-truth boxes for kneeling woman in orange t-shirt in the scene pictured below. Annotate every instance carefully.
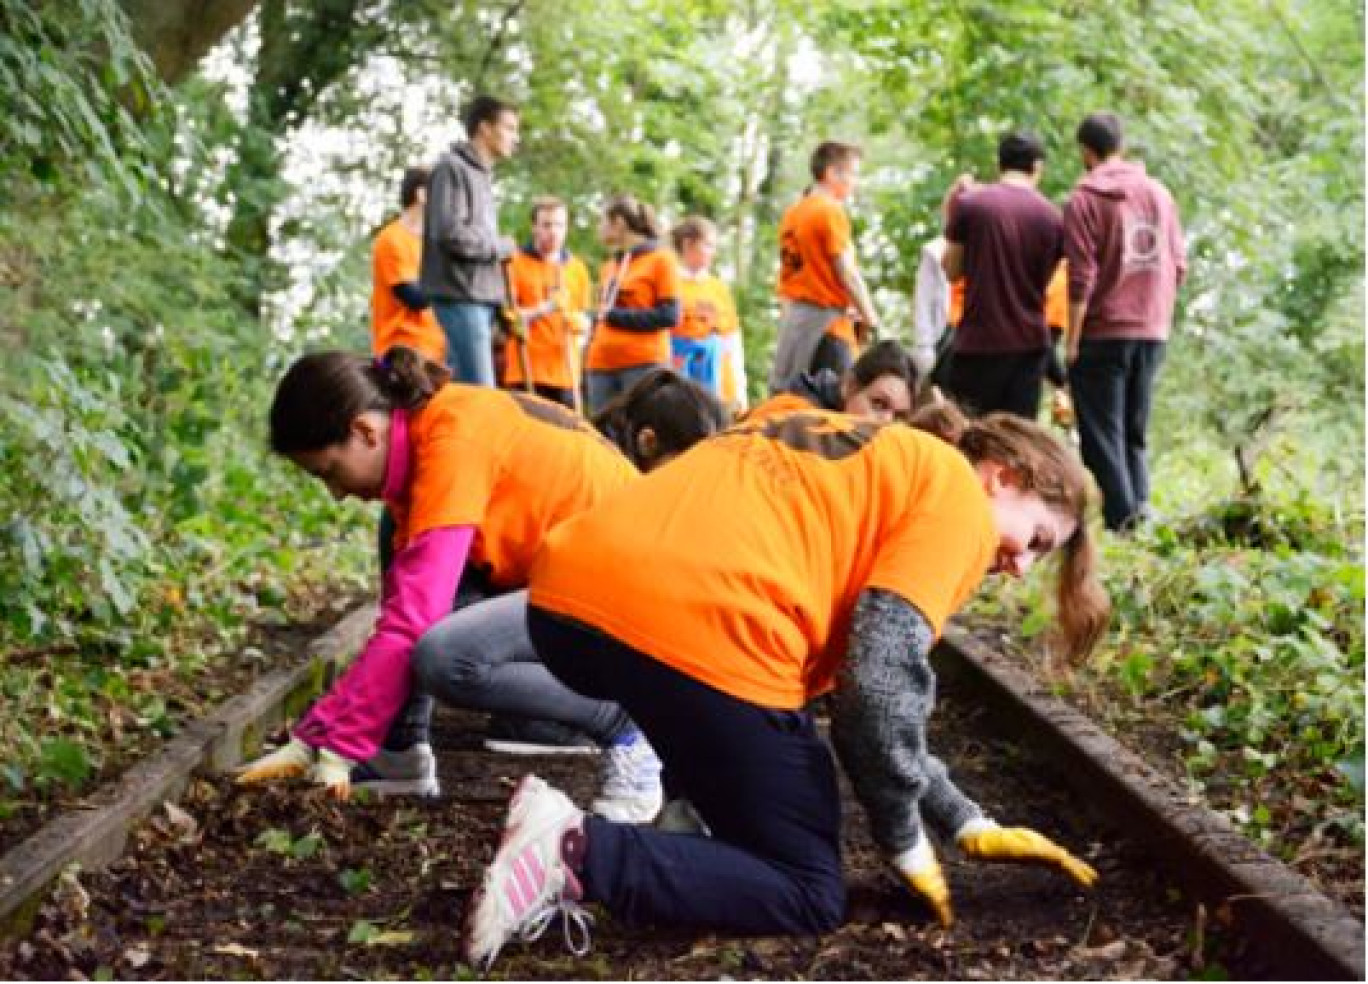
[236,349,722,825]
[462,406,1110,968]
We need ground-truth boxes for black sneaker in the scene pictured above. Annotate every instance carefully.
[483,715,600,756]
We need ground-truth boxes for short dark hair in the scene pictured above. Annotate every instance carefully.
[461,94,517,138]
[400,166,429,209]
[1077,112,1123,158]
[809,141,861,182]
[998,131,1046,173]
[593,369,727,471]
[849,339,919,392]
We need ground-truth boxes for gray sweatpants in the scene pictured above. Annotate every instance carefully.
[768,301,845,392]
[401,590,632,746]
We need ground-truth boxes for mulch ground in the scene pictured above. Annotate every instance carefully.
[0,592,362,855]
[0,674,1267,981]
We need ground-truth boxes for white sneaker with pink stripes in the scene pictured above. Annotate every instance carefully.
[463,774,592,970]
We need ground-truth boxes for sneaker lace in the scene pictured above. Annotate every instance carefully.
[518,892,595,957]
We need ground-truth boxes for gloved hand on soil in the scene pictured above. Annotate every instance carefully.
[236,737,314,785]
[310,748,356,801]
[888,832,954,928]
[955,817,1098,888]
[236,738,358,800]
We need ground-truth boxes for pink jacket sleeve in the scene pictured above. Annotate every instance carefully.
[293,525,475,762]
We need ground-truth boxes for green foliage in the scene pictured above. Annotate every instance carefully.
[255,827,326,860]
[0,0,163,194]
[977,448,1365,851]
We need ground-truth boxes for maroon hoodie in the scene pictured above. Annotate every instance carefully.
[1063,159,1186,341]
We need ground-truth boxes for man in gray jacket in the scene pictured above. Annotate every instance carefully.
[421,94,520,385]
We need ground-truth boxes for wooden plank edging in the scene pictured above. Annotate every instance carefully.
[0,604,377,936]
[937,627,1365,982]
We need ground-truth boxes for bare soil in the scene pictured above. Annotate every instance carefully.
[0,675,1266,980]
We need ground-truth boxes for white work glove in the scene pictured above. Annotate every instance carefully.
[887,832,953,927]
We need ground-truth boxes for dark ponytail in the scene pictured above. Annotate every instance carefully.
[593,369,727,471]
[269,346,451,454]
[605,194,661,240]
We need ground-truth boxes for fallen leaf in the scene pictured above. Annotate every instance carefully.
[162,801,199,841]
[1075,939,1127,961]
[880,921,908,942]
[367,930,415,947]
[124,945,152,969]
[212,943,260,959]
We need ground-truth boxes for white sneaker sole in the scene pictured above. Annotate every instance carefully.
[484,739,600,757]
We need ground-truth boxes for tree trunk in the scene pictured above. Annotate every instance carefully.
[117,0,259,85]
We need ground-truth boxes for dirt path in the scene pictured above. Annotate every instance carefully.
[1,676,1265,980]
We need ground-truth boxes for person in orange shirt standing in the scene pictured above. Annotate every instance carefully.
[671,216,748,412]
[504,197,592,409]
[371,167,446,363]
[462,407,1110,967]
[770,141,882,389]
[583,195,681,414]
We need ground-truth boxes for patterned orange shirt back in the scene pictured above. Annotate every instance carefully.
[777,192,853,310]
[389,384,636,589]
[530,410,997,708]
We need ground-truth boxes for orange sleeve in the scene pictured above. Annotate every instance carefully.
[374,227,415,287]
[825,204,852,258]
[655,250,680,301]
[864,449,995,635]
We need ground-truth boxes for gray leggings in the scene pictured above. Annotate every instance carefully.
[396,590,633,747]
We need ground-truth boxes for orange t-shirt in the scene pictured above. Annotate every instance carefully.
[778,192,853,310]
[530,410,997,709]
[1043,261,1068,331]
[742,391,818,423]
[504,248,592,389]
[387,384,636,589]
[675,271,739,340]
[585,246,680,371]
[949,277,966,329]
[371,218,446,362]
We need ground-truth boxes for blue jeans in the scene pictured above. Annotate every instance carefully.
[406,591,631,745]
[531,607,846,935]
[1069,339,1165,531]
[585,363,669,415]
[433,301,497,386]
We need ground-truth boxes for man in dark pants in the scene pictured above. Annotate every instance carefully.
[941,132,1063,419]
[1063,112,1186,531]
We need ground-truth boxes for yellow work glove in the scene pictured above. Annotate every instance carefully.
[955,818,1098,889]
[236,737,314,785]
[310,748,356,802]
[888,834,954,928]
